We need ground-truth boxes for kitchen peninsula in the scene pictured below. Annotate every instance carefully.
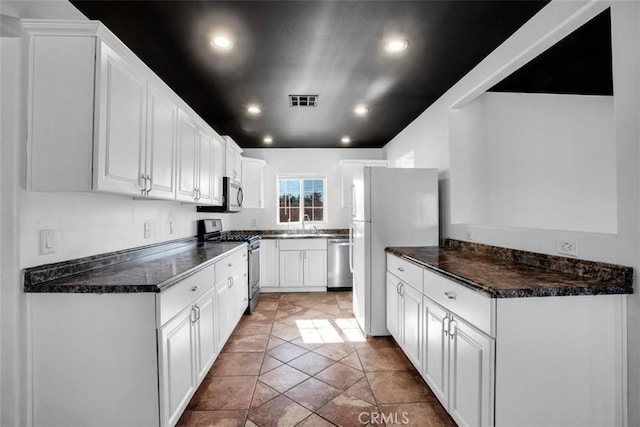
[386,239,632,426]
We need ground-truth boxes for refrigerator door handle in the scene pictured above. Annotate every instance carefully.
[348,224,354,273]
[350,184,356,218]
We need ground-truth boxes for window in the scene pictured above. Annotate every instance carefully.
[278,176,326,224]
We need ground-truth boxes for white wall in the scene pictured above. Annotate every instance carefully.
[1,35,25,427]
[383,0,640,424]
[20,193,199,267]
[214,148,383,231]
[450,92,617,233]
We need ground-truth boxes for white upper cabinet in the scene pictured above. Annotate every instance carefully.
[176,112,217,204]
[223,136,243,183]
[24,21,220,205]
[176,111,199,202]
[211,135,225,206]
[197,130,213,205]
[241,157,266,208]
[145,84,177,200]
[95,42,148,196]
[338,159,388,208]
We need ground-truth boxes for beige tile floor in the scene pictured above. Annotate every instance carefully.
[178,292,455,427]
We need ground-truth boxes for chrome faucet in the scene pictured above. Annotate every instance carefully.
[302,214,311,231]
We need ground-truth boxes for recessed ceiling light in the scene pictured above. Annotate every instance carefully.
[247,105,262,115]
[354,105,368,116]
[341,136,351,144]
[211,35,233,50]
[263,136,273,144]
[385,38,409,53]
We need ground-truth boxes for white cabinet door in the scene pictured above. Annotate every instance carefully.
[230,264,248,321]
[279,251,304,287]
[146,84,176,200]
[211,135,225,206]
[304,250,327,287]
[224,139,242,182]
[402,283,422,369]
[214,276,232,351]
[448,316,494,427]
[176,111,198,202]
[423,296,449,405]
[95,42,147,196]
[194,288,216,383]
[260,240,279,287]
[386,272,401,341]
[160,306,196,427]
[197,130,213,204]
[241,158,266,208]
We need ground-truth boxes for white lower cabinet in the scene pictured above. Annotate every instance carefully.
[386,271,423,370]
[30,245,248,427]
[263,239,327,290]
[385,273,401,342]
[260,239,279,287]
[279,250,327,287]
[422,296,494,427]
[389,254,495,427]
[159,296,200,426]
[214,258,248,351]
[279,250,305,287]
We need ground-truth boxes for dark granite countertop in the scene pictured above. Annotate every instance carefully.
[24,239,246,294]
[386,240,633,298]
[248,229,349,239]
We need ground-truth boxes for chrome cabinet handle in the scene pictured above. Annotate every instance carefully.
[190,286,199,292]
[194,305,201,321]
[190,307,197,323]
[139,173,147,195]
[228,263,233,267]
[444,291,457,300]
[397,266,405,272]
[146,175,153,194]
[396,282,402,294]
[449,319,457,340]
[442,313,450,336]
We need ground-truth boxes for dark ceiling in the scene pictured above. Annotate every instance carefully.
[69,0,571,148]
[490,8,612,95]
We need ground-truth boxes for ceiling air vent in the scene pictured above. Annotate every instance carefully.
[289,95,318,107]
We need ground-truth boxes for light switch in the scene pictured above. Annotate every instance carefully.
[39,229,55,255]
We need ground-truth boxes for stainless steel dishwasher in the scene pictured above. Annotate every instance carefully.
[327,238,353,290]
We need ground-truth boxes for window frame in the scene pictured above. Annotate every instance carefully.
[276,174,327,225]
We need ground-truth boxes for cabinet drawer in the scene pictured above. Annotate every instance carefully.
[387,254,423,293]
[423,268,495,336]
[215,247,248,281]
[278,238,327,251]
[159,263,215,325]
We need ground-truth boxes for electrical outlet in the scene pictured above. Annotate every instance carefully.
[464,230,473,241]
[251,219,257,227]
[144,222,152,239]
[556,239,578,257]
[39,229,55,255]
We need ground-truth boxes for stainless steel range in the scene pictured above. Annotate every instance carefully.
[197,219,261,314]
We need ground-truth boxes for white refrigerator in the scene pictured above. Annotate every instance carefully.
[349,167,439,336]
